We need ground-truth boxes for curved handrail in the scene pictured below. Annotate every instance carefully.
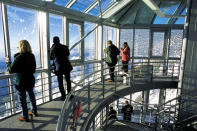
[56,62,180,130]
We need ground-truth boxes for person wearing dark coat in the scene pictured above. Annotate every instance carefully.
[108,106,117,120]
[6,40,37,122]
[104,40,120,82]
[121,101,133,121]
[50,36,73,100]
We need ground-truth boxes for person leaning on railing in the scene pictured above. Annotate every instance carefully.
[104,40,120,82]
[50,36,73,100]
[6,40,37,122]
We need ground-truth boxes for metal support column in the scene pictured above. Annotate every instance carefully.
[1,3,15,114]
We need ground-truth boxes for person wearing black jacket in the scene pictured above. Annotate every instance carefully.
[6,40,37,122]
[50,36,73,100]
[104,40,120,82]
[121,101,133,121]
[108,106,117,120]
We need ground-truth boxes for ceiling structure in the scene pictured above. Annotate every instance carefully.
[1,0,186,27]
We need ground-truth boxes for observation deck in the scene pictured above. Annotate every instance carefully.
[0,63,179,131]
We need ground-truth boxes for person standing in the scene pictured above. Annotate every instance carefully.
[104,40,120,82]
[121,42,130,76]
[50,36,73,100]
[121,101,133,121]
[72,100,82,128]
[6,40,37,122]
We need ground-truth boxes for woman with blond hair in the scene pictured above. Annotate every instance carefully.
[6,40,37,122]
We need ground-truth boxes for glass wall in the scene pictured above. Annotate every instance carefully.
[69,23,81,60]
[85,22,95,60]
[0,5,6,73]
[152,32,165,56]
[169,29,183,58]
[49,14,63,45]
[7,5,40,67]
[134,29,149,57]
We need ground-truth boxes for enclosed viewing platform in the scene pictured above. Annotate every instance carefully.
[0,0,197,131]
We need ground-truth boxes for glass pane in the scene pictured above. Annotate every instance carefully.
[51,74,60,99]
[175,9,186,24]
[7,5,40,67]
[0,79,10,119]
[0,5,6,73]
[152,32,165,56]
[134,29,149,57]
[85,22,95,60]
[71,66,81,91]
[69,23,81,60]
[169,30,183,58]
[132,91,142,103]
[101,0,116,12]
[49,14,63,46]
[120,29,133,57]
[149,89,160,108]
[72,0,96,12]
[88,4,99,16]
[34,73,43,105]
[55,0,70,6]
[165,89,177,104]
[107,27,115,44]
[154,2,180,24]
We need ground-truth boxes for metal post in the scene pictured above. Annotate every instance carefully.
[115,71,117,92]
[1,3,16,114]
[88,83,90,112]
[172,65,174,80]
[102,64,105,99]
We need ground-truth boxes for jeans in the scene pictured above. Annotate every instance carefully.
[18,88,37,118]
[56,71,71,98]
[107,63,116,81]
[122,61,129,73]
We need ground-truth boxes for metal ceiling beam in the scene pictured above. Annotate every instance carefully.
[101,0,133,19]
[118,0,140,25]
[142,0,185,18]
[85,0,99,13]
[66,0,77,8]
[167,0,186,24]
[0,0,119,27]
[120,24,184,29]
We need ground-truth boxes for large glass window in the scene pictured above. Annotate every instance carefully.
[0,5,6,73]
[107,27,115,44]
[49,14,63,46]
[0,79,10,119]
[85,22,95,60]
[134,29,149,57]
[120,29,133,57]
[149,89,160,108]
[7,5,40,67]
[152,32,165,56]
[169,29,183,58]
[69,23,81,60]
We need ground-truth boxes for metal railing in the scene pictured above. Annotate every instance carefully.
[56,61,180,131]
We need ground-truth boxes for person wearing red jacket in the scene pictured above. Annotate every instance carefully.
[121,42,130,76]
[72,100,82,128]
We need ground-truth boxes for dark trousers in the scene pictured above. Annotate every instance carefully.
[122,61,129,73]
[124,115,131,121]
[18,88,37,118]
[107,63,116,81]
[57,71,71,98]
